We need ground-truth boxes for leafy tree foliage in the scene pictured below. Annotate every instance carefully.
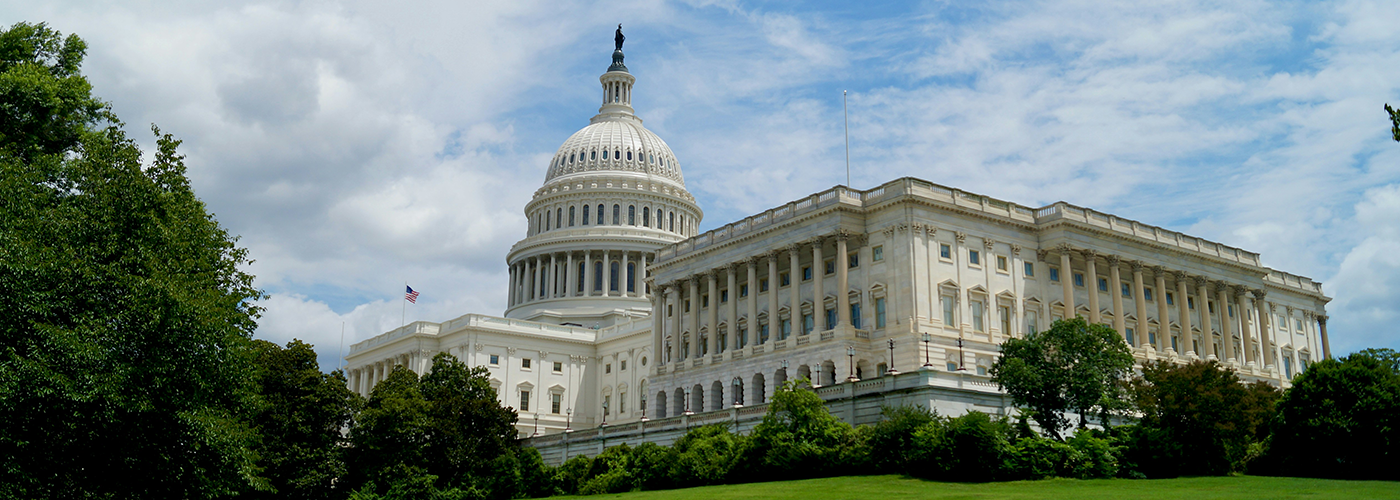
[347,367,431,494]
[419,352,520,493]
[1387,103,1399,142]
[1128,361,1279,477]
[865,405,937,474]
[0,21,264,498]
[247,340,362,500]
[991,317,1135,439]
[743,379,861,480]
[1264,349,1400,479]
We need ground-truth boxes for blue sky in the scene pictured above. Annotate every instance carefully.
[5,0,1398,371]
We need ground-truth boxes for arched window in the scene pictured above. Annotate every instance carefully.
[545,212,550,231]
[626,151,632,161]
[613,204,620,225]
[591,150,596,160]
[642,207,650,227]
[582,205,590,225]
[628,205,636,225]
[568,206,575,226]
[569,153,574,163]
[614,150,620,160]
[577,262,586,293]
[669,211,675,231]
[649,154,654,164]
[594,262,604,291]
[556,208,562,229]
[610,262,620,291]
[627,263,636,292]
[597,204,605,225]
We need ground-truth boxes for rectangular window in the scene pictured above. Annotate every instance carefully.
[621,360,627,370]
[781,273,790,286]
[824,259,835,275]
[702,295,709,308]
[802,266,812,281]
[738,328,747,348]
[1166,292,1174,305]
[972,301,985,332]
[760,278,769,292]
[848,253,859,269]
[1098,278,1108,292]
[872,246,883,261]
[1121,282,1131,298]
[740,284,749,298]
[1208,301,1215,314]
[942,296,956,326]
[552,361,563,373]
[999,305,1011,334]
[685,300,690,312]
[489,354,500,366]
[1145,288,1154,302]
[939,243,951,259]
[520,391,530,412]
[605,363,612,374]
[977,366,988,376]
[1126,328,1136,345]
[1024,262,1034,277]
[720,290,728,303]
[875,298,887,329]
[1026,311,1039,334]
[1049,267,1060,282]
[1171,335,1179,351]
[1188,297,1195,310]
[620,392,627,413]
[552,393,561,414]
[759,323,770,343]
[780,318,792,339]
[969,250,981,266]
[803,313,814,335]
[1228,305,1234,318]
[1149,330,1157,346]
[851,303,862,329]
[1074,273,1085,287]
[824,308,836,330]
[947,361,959,371]
[996,255,1008,272]
[522,358,532,369]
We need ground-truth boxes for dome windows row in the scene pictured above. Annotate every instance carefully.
[531,201,696,237]
[551,147,678,178]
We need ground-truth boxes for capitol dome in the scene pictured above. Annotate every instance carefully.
[503,36,703,327]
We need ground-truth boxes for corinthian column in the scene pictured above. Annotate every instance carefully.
[1059,246,1075,319]
[747,257,759,347]
[789,244,802,336]
[1132,262,1147,349]
[812,237,825,330]
[1254,290,1274,368]
[1318,315,1331,360]
[726,264,738,349]
[653,284,666,365]
[1083,250,1100,324]
[1235,288,1255,365]
[688,276,701,357]
[1195,276,1214,359]
[1154,267,1170,352]
[1108,255,1125,338]
[672,282,684,362]
[768,251,781,343]
[621,251,630,298]
[1174,271,1192,354]
[836,232,851,328]
[1217,282,1235,362]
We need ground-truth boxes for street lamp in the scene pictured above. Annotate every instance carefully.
[733,378,744,408]
[532,412,540,437]
[886,338,899,376]
[957,337,967,371]
[846,345,858,382]
[922,333,933,367]
[683,389,693,415]
[565,407,573,433]
[813,364,822,388]
[601,400,608,427]
[640,396,649,422]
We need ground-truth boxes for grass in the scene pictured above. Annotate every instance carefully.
[554,474,1399,500]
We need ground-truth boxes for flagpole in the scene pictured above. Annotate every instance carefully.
[337,321,346,372]
[843,90,850,187]
[402,281,407,328]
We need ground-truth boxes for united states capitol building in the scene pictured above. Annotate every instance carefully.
[343,38,1332,452]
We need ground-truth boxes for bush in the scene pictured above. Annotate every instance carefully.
[578,444,634,495]
[1129,360,1278,476]
[550,455,592,496]
[866,405,938,474]
[670,425,747,487]
[1262,349,1400,479]
[745,380,860,480]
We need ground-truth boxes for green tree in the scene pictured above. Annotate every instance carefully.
[1264,349,1400,479]
[1127,361,1278,477]
[990,317,1135,439]
[743,379,859,480]
[347,367,431,494]
[1387,103,1399,142]
[865,405,937,474]
[247,339,362,500]
[418,352,519,495]
[0,22,265,498]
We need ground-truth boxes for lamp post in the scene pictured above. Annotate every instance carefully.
[683,389,693,416]
[813,364,822,388]
[957,337,967,371]
[733,378,744,408]
[781,359,789,389]
[846,345,858,383]
[532,412,539,437]
[565,407,573,433]
[922,333,933,367]
[601,400,608,427]
[886,338,899,376]
[640,397,648,422]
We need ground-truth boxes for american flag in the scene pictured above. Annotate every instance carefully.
[405,285,419,304]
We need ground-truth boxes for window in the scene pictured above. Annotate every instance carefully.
[977,366,988,376]
[556,208,562,228]
[851,303,862,329]
[825,259,835,275]
[1049,267,1060,282]
[720,290,728,303]
[1171,335,1179,351]
[760,278,769,292]
[1228,305,1235,318]
[583,205,590,225]
[643,207,650,227]
[626,151,632,160]
[802,266,812,281]
[1166,292,1174,305]
[628,205,636,225]
[610,262,619,291]
[520,390,530,412]
[996,255,1008,272]
[873,246,883,261]
[1125,328,1136,345]
[825,308,836,330]
[1098,278,1108,292]
[1188,297,1195,310]
[605,363,611,374]
[999,305,1011,334]
[1148,329,1157,346]
[1024,262,1034,276]
[1296,319,1304,331]
[684,299,690,312]
[875,298,887,328]
[740,284,749,298]
[603,150,609,159]
[941,296,956,326]
[552,393,561,414]
[545,213,550,231]
[1121,282,1131,298]
[760,323,770,343]
[522,358,532,369]
[620,392,626,413]
[702,294,708,308]
[738,328,747,348]
[947,361,959,371]
[802,313,814,335]
[1026,311,1039,334]
[969,250,981,266]
[597,204,605,224]
[781,273,791,286]
[1074,273,1085,287]
[489,354,500,366]
[613,204,620,224]
[669,212,675,231]
[939,243,951,259]
[569,206,575,226]
[553,361,563,372]
[780,318,791,339]
[641,357,647,366]
[971,301,985,332]
[627,263,636,292]
[1145,288,1154,301]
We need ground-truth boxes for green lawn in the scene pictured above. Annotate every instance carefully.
[556,475,1398,500]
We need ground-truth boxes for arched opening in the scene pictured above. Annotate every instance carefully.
[610,262,620,291]
[690,384,704,414]
[577,262,586,293]
[796,364,811,386]
[642,207,650,227]
[612,204,620,225]
[856,359,872,381]
[673,387,685,416]
[821,360,837,386]
[628,205,636,225]
[710,381,724,411]
[655,390,668,419]
[582,204,590,225]
[594,262,604,291]
[669,211,675,231]
[627,263,636,293]
[568,206,575,226]
[597,204,605,225]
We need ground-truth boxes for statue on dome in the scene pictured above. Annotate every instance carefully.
[615,24,625,51]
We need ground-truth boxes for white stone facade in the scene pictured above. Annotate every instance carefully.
[343,44,1331,439]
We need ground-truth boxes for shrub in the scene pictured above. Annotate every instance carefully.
[670,425,747,487]
[866,405,938,474]
[1262,349,1400,479]
[745,380,859,480]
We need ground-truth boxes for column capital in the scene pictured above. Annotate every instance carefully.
[1035,248,1050,262]
[768,249,784,260]
[787,243,802,254]
[882,225,897,237]
[1214,280,1230,293]
[983,238,997,250]
[706,269,720,281]
[955,231,967,243]
[909,222,923,233]
[1105,254,1120,266]
[834,229,851,241]
[1317,315,1328,325]
[746,256,761,267]
[1171,270,1189,281]
[924,225,937,236]
[1056,243,1075,253]
[1010,244,1022,256]
[1079,248,1098,259]
[1129,260,1145,273]
[1233,285,1251,298]
[1192,275,1210,288]
[1252,288,1268,300]
[728,262,741,274]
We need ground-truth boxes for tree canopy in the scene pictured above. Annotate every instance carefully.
[0,21,265,498]
[990,317,1135,439]
[1387,103,1399,142]
[1264,348,1400,479]
[1128,360,1279,477]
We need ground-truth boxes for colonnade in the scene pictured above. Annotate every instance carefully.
[508,250,654,307]
[346,350,428,396]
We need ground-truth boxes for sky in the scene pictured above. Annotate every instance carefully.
[5,0,1398,371]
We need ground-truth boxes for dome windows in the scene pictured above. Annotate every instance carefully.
[649,154,655,164]
[642,207,650,227]
[597,204,605,225]
[583,205,590,225]
[628,205,636,225]
[626,151,633,161]
[603,150,609,160]
[612,204,621,225]
[591,151,597,160]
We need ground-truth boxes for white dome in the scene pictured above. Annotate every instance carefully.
[545,118,684,186]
